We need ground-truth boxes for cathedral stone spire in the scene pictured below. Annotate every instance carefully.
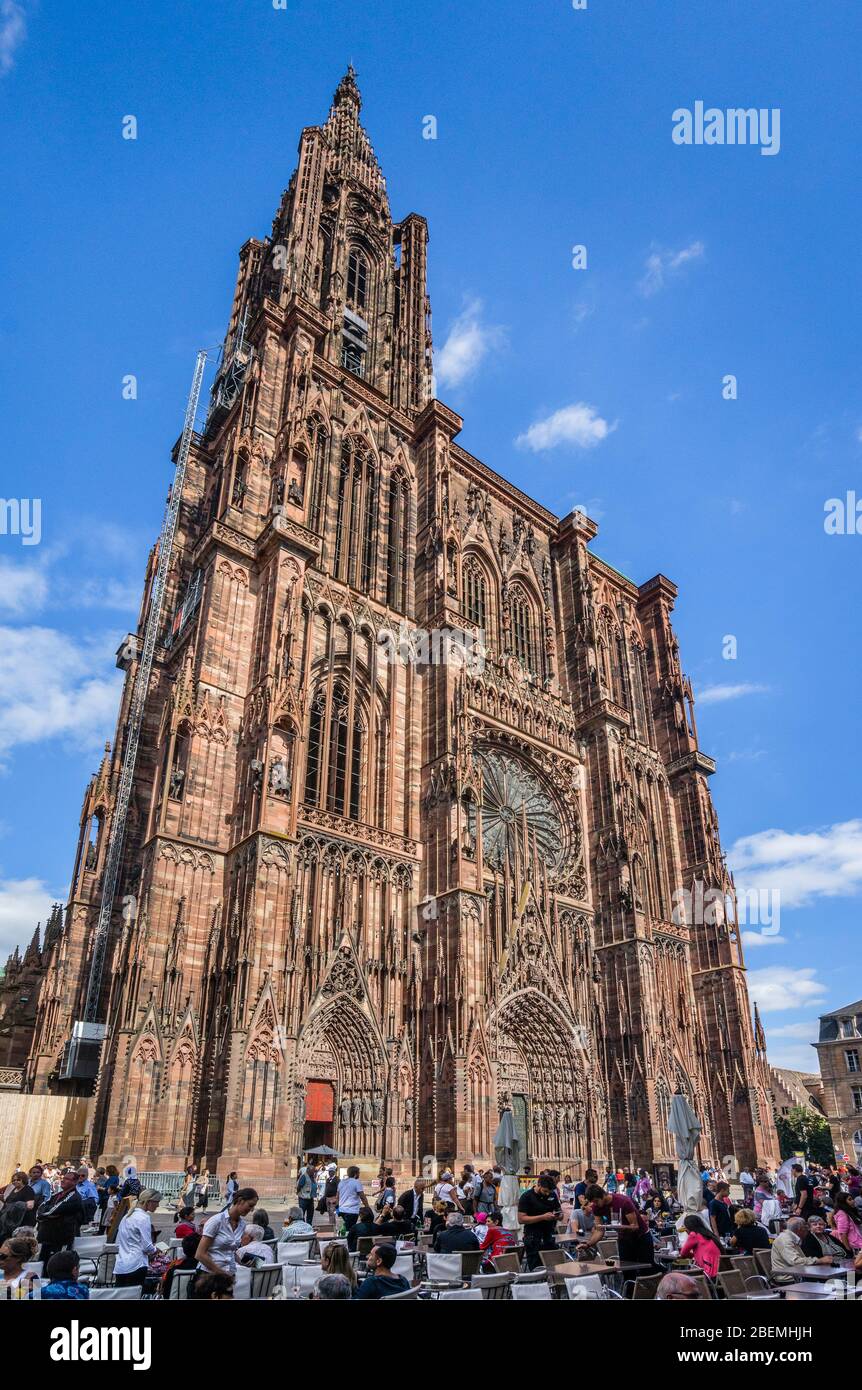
[323,63,386,202]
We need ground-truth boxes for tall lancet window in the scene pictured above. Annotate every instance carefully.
[326,683,363,820]
[510,584,537,675]
[346,248,368,312]
[307,415,329,533]
[303,688,326,804]
[463,559,487,631]
[386,471,410,611]
[332,437,377,596]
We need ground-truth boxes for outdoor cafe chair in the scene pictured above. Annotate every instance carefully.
[492,1251,522,1275]
[540,1248,568,1269]
[425,1252,463,1284]
[754,1249,772,1279]
[73,1235,106,1278]
[89,1286,143,1301]
[564,1274,605,1300]
[391,1255,414,1282]
[168,1269,196,1300]
[630,1274,663,1300]
[471,1272,512,1300]
[511,1281,552,1300]
[91,1249,118,1287]
[718,1269,747,1299]
[439,1287,483,1300]
[250,1264,287,1300]
[381,1285,420,1300]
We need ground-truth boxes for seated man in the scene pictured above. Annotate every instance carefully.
[353,1243,411,1299]
[280,1205,314,1240]
[236,1222,272,1266]
[375,1205,416,1239]
[656,1272,700,1300]
[771,1218,834,1276]
[433,1211,480,1253]
[347,1206,380,1253]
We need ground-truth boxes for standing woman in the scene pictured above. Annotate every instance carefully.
[223,1172,239,1210]
[195,1169,211,1211]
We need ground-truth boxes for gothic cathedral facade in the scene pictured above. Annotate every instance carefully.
[23,69,779,1177]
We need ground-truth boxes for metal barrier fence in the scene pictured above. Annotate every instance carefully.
[138,1173,299,1205]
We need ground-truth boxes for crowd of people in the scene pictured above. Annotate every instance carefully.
[0,1151,859,1300]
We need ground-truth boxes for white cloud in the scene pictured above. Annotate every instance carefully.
[729,820,862,910]
[0,557,49,617]
[0,876,58,960]
[638,240,705,297]
[697,682,769,705]
[741,929,786,948]
[0,548,140,618]
[435,298,506,389]
[767,1042,820,1071]
[747,966,828,1013]
[0,625,122,759]
[0,0,26,77]
[515,402,616,453]
[766,1020,819,1042]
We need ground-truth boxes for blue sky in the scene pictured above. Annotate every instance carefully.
[0,0,859,1073]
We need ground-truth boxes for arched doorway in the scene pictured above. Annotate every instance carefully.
[490,989,589,1171]
[296,996,388,1160]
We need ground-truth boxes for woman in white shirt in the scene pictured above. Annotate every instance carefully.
[114,1189,161,1287]
[434,1173,462,1211]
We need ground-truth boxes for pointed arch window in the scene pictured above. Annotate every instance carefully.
[463,559,487,631]
[326,683,364,819]
[346,248,368,311]
[386,471,410,611]
[307,415,329,533]
[304,682,364,820]
[332,437,377,596]
[303,688,326,804]
[509,584,537,675]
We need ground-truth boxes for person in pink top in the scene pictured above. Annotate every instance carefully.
[832,1193,862,1253]
[679,1215,722,1280]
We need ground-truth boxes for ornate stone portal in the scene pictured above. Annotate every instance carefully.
[13,67,779,1178]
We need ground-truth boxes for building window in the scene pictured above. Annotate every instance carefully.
[341,309,368,377]
[303,683,364,821]
[326,683,363,820]
[463,560,487,631]
[303,689,326,804]
[509,584,537,674]
[386,473,410,611]
[852,1086,862,1114]
[307,416,328,533]
[846,1049,860,1073]
[332,438,377,596]
[346,249,368,311]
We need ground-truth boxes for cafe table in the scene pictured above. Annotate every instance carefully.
[549,1259,655,1290]
[794,1262,851,1282]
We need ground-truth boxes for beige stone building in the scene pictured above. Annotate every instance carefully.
[813,1000,862,1163]
[9,68,779,1180]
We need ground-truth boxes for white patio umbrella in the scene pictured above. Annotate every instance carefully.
[668,1091,703,1217]
[493,1109,523,1231]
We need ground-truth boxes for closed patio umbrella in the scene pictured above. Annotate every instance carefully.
[668,1091,702,1216]
[493,1109,523,1231]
